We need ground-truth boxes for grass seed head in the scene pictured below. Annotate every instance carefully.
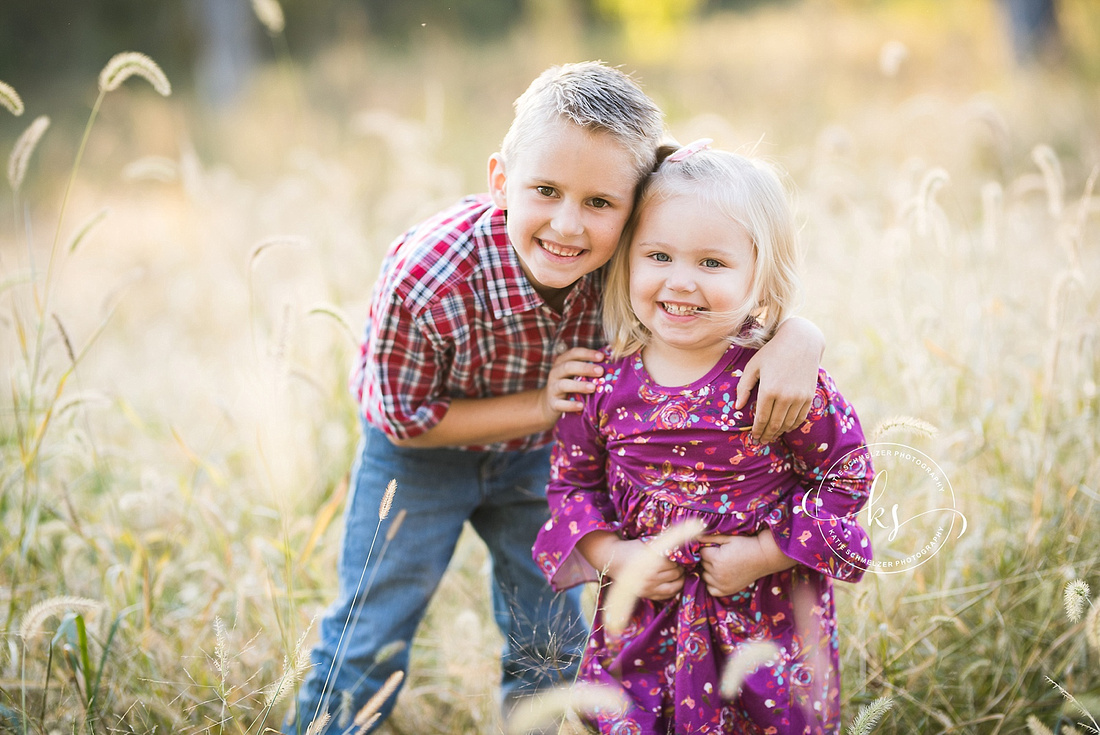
[98,51,172,96]
[1026,715,1055,735]
[0,79,24,115]
[1086,602,1100,653]
[870,416,939,442]
[7,115,50,192]
[304,712,331,735]
[603,518,706,635]
[1031,144,1064,218]
[720,640,780,698]
[505,682,630,734]
[385,507,407,541]
[1063,579,1091,623]
[846,696,894,735]
[354,670,404,726]
[379,479,396,520]
[19,596,104,639]
[251,0,286,34]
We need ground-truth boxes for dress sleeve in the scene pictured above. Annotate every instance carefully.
[764,369,874,583]
[532,391,618,591]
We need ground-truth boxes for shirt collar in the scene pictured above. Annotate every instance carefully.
[476,206,600,319]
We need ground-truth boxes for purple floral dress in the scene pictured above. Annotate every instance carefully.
[533,344,873,734]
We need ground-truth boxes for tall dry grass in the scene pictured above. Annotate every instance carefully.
[1,0,1099,732]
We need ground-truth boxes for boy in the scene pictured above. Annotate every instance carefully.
[284,61,824,734]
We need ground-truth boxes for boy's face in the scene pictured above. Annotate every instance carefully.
[488,120,639,306]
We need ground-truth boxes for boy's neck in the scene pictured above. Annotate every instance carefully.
[537,283,572,312]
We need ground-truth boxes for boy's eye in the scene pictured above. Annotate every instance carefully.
[702,258,724,268]
[536,186,556,197]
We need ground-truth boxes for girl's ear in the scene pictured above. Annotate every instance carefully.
[487,153,508,209]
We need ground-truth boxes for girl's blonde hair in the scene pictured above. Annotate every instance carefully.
[500,61,664,183]
[603,144,802,358]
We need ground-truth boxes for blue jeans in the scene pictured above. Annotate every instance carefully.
[283,424,586,734]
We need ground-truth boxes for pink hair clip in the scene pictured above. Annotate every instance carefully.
[667,138,713,162]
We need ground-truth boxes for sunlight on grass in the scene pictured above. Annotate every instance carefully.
[1,0,1099,732]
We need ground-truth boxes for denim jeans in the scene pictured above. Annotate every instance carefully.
[283,423,586,734]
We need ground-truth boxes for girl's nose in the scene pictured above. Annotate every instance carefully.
[551,202,584,238]
[665,267,696,293]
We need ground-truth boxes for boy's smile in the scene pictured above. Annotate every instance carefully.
[489,119,639,309]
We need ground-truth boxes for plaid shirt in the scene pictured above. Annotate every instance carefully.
[351,194,605,452]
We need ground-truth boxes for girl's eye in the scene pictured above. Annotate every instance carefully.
[536,186,556,197]
[652,252,672,262]
[590,198,610,209]
[702,258,724,268]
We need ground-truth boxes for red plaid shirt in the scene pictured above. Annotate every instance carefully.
[351,195,605,452]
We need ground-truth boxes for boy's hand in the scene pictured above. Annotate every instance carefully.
[698,530,796,597]
[735,317,824,443]
[541,347,605,422]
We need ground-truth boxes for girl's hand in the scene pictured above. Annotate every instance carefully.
[698,530,796,597]
[540,347,605,423]
[578,531,685,602]
[607,538,686,601]
[734,317,824,443]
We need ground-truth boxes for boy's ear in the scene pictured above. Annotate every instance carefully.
[487,153,508,209]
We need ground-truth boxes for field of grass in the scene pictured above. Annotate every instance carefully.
[2,0,1099,732]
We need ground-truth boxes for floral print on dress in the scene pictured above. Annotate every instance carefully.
[533,344,873,734]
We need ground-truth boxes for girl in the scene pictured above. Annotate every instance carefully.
[533,141,874,734]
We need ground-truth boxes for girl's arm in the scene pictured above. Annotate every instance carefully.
[734,316,825,443]
[532,374,621,591]
[768,369,874,583]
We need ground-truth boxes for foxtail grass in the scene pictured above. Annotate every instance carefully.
[7,115,49,193]
[869,416,938,442]
[251,0,286,35]
[350,670,403,730]
[0,79,24,116]
[1064,580,1092,624]
[847,697,894,735]
[311,479,402,727]
[719,640,781,699]
[505,682,630,735]
[602,518,707,635]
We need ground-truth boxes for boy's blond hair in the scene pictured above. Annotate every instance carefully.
[603,144,802,358]
[500,61,664,182]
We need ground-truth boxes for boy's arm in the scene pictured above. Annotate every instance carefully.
[734,316,825,443]
[390,347,604,448]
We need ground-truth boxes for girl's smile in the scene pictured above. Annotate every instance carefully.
[629,190,756,383]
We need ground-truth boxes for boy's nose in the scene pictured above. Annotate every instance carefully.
[550,202,584,237]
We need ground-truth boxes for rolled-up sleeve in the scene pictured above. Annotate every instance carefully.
[361,290,453,441]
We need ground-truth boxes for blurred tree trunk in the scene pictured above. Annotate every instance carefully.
[192,0,257,110]
[999,0,1062,64]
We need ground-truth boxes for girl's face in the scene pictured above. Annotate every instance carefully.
[629,191,756,369]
